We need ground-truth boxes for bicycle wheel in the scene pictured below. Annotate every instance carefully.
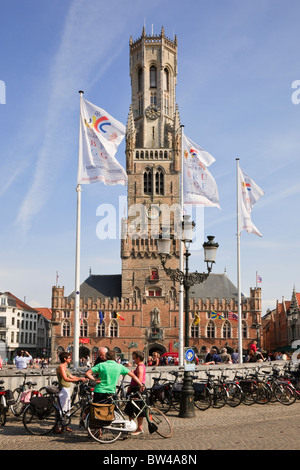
[22,404,59,435]
[226,382,243,408]
[211,384,227,408]
[0,404,7,426]
[194,384,212,411]
[256,383,272,404]
[274,383,296,405]
[149,388,172,414]
[86,410,123,444]
[241,382,258,405]
[146,406,173,438]
[10,389,24,416]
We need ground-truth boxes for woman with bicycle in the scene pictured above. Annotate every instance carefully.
[124,350,147,436]
[56,352,87,433]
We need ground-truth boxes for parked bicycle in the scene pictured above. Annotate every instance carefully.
[22,381,94,436]
[0,380,16,426]
[85,390,173,444]
[11,371,41,417]
[147,371,181,414]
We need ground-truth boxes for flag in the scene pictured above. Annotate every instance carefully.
[99,311,104,324]
[78,98,127,185]
[238,166,264,237]
[194,313,200,325]
[182,134,220,208]
[211,311,224,320]
[256,273,262,284]
[228,311,238,321]
[116,312,124,321]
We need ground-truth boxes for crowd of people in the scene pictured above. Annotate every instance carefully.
[202,341,292,365]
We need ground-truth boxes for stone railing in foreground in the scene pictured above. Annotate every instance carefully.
[0,360,293,390]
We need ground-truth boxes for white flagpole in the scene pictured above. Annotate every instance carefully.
[236,158,243,364]
[73,90,84,368]
[178,124,185,366]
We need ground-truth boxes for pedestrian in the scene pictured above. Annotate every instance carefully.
[14,350,32,369]
[231,348,239,363]
[220,347,232,364]
[125,350,147,436]
[0,355,2,370]
[93,346,108,366]
[85,349,145,404]
[56,352,87,433]
[250,340,258,353]
[151,352,160,366]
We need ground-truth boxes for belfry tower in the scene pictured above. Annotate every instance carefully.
[121,27,182,299]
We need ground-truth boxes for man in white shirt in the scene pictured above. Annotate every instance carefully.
[14,350,32,369]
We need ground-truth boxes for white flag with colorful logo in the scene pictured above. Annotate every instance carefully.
[238,166,264,237]
[182,134,220,208]
[78,98,127,185]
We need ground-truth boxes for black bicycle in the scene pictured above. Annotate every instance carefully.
[0,380,16,426]
[11,371,40,417]
[22,381,93,436]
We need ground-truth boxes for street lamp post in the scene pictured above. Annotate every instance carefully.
[157,215,219,418]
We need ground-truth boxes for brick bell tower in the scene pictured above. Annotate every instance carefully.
[121,26,182,299]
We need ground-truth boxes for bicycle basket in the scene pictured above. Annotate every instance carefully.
[239,380,254,392]
[30,396,53,418]
[89,403,115,427]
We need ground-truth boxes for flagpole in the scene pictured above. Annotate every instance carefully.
[74,90,84,368]
[236,158,243,364]
[178,124,185,366]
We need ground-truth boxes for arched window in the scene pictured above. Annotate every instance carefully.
[138,67,143,92]
[62,320,70,337]
[150,65,157,88]
[242,320,248,339]
[97,321,105,337]
[222,320,231,339]
[110,320,118,337]
[207,320,215,338]
[163,68,169,91]
[191,323,200,338]
[155,168,164,195]
[144,168,152,194]
[80,319,88,337]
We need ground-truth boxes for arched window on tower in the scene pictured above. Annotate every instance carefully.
[155,168,164,195]
[138,67,143,92]
[144,168,152,195]
[163,68,169,91]
[150,65,157,88]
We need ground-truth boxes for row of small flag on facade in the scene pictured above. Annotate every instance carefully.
[193,311,238,324]
[80,311,124,324]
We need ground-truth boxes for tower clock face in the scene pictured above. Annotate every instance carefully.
[145,104,161,120]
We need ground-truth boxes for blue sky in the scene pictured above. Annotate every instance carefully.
[1,0,300,315]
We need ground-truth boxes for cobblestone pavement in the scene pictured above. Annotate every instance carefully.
[1,401,300,452]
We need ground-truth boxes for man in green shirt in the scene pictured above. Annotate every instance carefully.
[85,349,144,403]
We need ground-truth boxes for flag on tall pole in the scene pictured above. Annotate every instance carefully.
[238,165,264,237]
[78,97,127,185]
[73,91,127,368]
[236,158,264,364]
[182,133,220,208]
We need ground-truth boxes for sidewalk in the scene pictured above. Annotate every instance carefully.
[1,401,300,451]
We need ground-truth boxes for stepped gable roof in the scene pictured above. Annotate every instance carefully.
[68,274,122,301]
[190,273,244,301]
